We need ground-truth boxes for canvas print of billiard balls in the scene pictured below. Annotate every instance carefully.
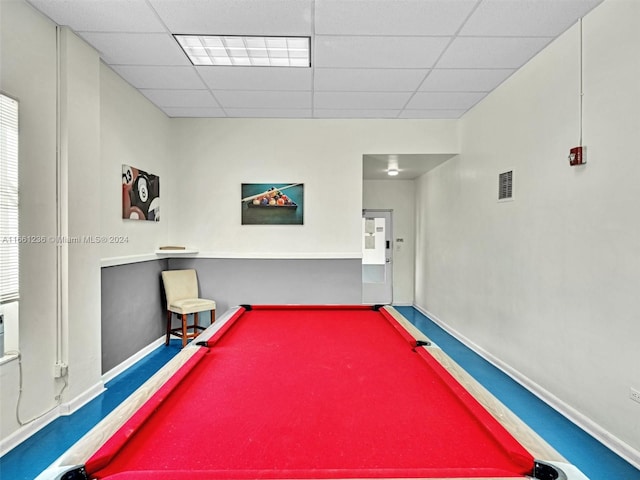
[241,183,304,225]
[122,164,160,221]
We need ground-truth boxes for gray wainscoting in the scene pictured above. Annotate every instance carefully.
[168,258,362,313]
[101,259,168,373]
[101,257,361,374]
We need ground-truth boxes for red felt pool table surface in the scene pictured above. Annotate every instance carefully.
[47,305,573,480]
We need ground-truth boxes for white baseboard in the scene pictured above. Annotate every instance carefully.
[1,337,166,458]
[0,381,105,457]
[412,304,640,470]
[102,336,165,384]
[0,407,59,457]
[58,381,105,416]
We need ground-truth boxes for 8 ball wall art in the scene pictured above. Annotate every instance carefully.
[122,164,160,221]
[241,183,304,225]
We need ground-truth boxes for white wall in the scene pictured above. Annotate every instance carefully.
[100,64,171,262]
[57,26,104,402]
[0,0,172,449]
[415,0,639,461]
[363,180,415,305]
[0,0,59,444]
[98,62,173,376]
[0,15,108,446]
[169,119,457,259]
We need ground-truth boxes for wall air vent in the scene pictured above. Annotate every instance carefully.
[498,170,513,201]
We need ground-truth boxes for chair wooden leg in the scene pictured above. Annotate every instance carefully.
[166,310,172,346]
[167,310,213,347]
[181,313,188,347]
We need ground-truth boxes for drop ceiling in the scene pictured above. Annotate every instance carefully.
[27,0,603,120]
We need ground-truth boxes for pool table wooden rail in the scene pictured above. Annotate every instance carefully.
[383,308,565,465]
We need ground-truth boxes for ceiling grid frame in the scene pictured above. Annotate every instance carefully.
[25,0,603,120]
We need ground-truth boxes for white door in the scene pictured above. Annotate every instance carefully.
[362,209,393,305]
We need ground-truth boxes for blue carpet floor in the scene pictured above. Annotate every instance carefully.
[1,308,639,480]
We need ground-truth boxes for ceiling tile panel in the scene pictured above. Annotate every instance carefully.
[24,0,606,119]
[149,0,313,35]
[198,67,312,91]
[314,109,400,118]
[315,0,477,35]
[79,33,190,66]
[27,0,166,32]
[112,66,207,89]
[214,91,312,109]
[140,89,220,108]
[419,69,514,92]
[315,68,428,92]
[405,92,486,110]
[315,36,450,69]
[315,92,412,110]
[225,108,313,118]
[163,107,227,118]
[461,0,604,37]
[436,36,553,69]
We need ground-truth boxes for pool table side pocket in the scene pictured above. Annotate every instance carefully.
[383,307,565,464]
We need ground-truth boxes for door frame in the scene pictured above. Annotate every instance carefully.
[361,209,393,305]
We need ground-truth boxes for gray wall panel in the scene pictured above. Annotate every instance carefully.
[101,257,361,374]
[168,258,362,315]
[101,259,168,373]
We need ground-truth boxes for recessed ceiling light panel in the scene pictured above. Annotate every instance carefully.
[175,35,311,67]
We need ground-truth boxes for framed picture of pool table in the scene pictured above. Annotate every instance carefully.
[241,183,304,225]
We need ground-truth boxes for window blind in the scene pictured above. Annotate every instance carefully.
[0,93,19,303]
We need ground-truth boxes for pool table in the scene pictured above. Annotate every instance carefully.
[39,305,586,480]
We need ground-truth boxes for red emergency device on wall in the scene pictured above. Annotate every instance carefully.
[569,146,586,166]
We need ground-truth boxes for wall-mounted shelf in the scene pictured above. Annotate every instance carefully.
[155,248,199,255]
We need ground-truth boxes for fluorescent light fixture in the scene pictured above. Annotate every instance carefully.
[387,168,399,176]
[175,35,311,67]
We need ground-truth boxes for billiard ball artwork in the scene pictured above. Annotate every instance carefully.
[241,183,304,225]
[122,164,160,221]
[248,187,296,208]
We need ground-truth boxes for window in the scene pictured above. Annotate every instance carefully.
[0,93,19,304]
